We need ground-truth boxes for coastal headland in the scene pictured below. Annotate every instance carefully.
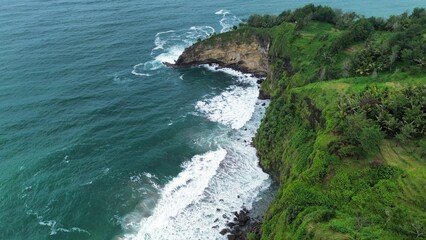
[171,4,426,240]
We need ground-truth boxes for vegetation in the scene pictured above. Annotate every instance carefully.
[237,5,426,240]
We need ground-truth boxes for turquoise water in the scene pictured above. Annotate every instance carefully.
[0,1,423,239]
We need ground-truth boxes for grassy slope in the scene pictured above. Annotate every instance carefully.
[250,20,426,239]
[257,76,425,239]
[195,15,426,239]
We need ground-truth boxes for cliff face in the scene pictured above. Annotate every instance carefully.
[173,34,270,77]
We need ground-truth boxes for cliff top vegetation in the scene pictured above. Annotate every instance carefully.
[239,4,425,240]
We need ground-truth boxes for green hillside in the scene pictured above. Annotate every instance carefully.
[237,5,426,240]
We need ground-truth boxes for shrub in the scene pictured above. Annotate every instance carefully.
[330,112,383,158]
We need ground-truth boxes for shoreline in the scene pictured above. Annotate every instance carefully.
[127,62,277,240]
[187,63,276,239]
[196,63,277,239]
[218,181,278,240]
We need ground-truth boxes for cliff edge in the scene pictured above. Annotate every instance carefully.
[171,31,270,77]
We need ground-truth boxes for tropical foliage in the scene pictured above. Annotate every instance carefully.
[239,4,426,240]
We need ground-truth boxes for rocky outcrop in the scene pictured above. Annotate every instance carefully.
[218,207,263,240]
[170,34,271,77]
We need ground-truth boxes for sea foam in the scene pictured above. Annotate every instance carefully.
[122,11,270,240]
[121,104,271,239]
[120,66,271,239]
[215,9,242,33]
[131,10,241,76]
[196,85,258,129]
[196,64,260,129]
[131,26,215,76]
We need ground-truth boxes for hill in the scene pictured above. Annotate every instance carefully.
[175,4,426,239]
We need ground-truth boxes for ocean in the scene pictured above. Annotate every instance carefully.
[0,0,422,239]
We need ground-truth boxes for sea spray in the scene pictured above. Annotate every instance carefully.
[121,67,271,240]
[132,9,241,77]
[131,26,215,76]
[196,64,261,129]
[215,9,242,33]
[121,10,272,240]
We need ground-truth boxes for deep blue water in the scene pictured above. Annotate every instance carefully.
[0,0,423,239]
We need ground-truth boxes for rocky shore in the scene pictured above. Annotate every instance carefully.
[166,33,270,78]
[216,182,277,240]
[168,31,276,239]
[218,207,257,240]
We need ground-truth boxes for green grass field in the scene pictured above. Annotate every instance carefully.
[199,5,426,238]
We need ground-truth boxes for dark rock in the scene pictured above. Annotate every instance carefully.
[261,103,266,106]
[214,218,219,223]
[219,228,228,235]
[238,212,249,224]
[216,208,221,212]
[227,234,236,240]
[223,214,228,219]
[256,79,264,84]
[227,222,236,228]
[212,225,219,229]
[163,62,176,67]
[258,89,271,100]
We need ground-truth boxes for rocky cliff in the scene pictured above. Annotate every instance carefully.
[172,33,270,77]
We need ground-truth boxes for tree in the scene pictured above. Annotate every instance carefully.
[335,10,359,29]
[350,19,374,41]
[330,111,384,159]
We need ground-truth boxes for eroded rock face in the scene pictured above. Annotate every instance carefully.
[173,35,270,77]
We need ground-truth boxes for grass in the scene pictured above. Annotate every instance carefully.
[380,139,426,212]
[200,15,426,239]
[198,27,270,48]
[258,72,425,239]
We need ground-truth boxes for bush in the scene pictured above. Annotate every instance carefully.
[337,85,425,139]
[247,14,280,28]
[349,19,374,41]
[330,112,383,158]
[329,19,374,55]
[353,43,392,75]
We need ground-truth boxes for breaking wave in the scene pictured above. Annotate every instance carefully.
[131,10,241,77]
[120,64,271,239]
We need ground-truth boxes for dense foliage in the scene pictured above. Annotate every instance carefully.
[330,85,426,159]
[245,5,426,82]
[241,4,426,240]
[255,80,426,239]
[197,4,426,239]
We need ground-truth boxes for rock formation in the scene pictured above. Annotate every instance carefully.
[170,33,270,77]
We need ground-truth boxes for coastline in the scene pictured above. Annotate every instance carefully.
[126,62,277,240]
[218,181,278,240]
[165,6,426,237]
[196,64,278,240]
[200,64,278,240]
[164,28,277,236]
